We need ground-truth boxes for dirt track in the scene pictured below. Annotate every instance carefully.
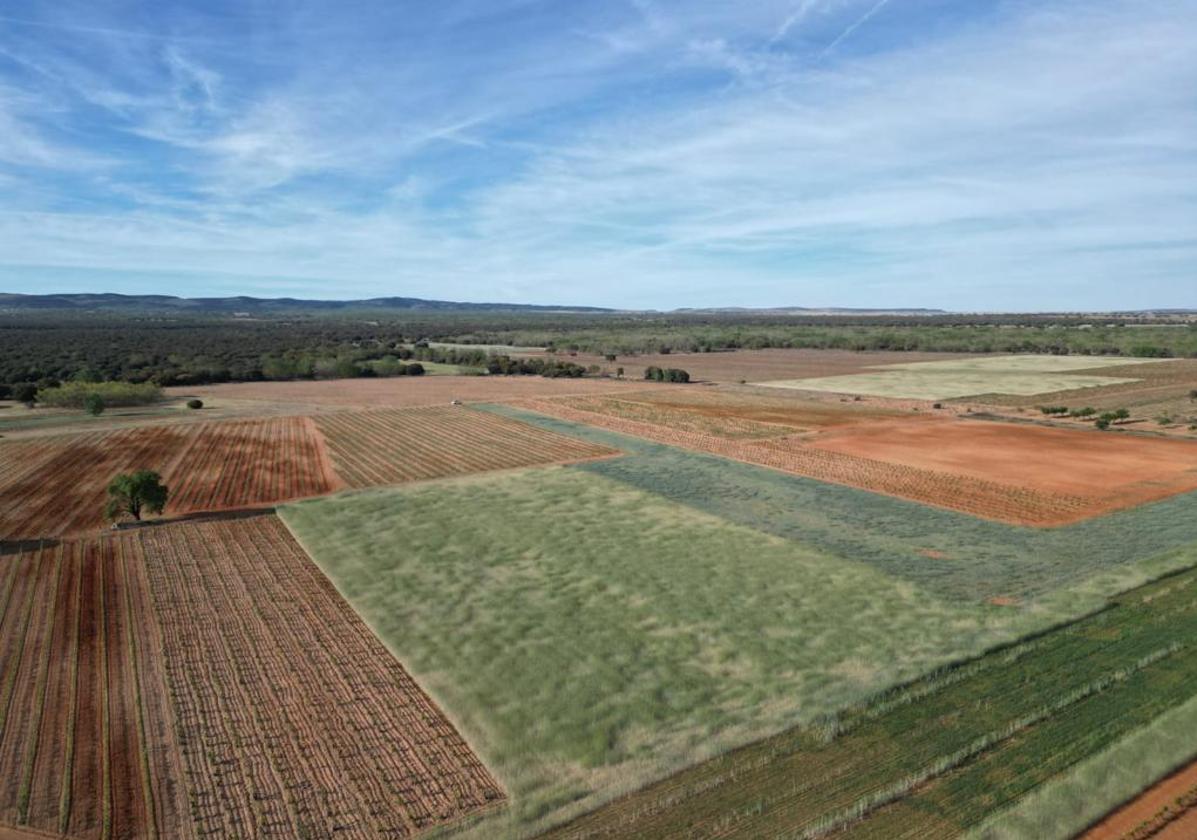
[1079,758,1197,839]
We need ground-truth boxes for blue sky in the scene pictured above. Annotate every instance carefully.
[0,0,1194,310]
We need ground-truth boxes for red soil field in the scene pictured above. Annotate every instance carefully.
[513,397,1163,526]
[169,374,654,410]
[315,406,619,487]
[1079,758,1197,839]
[139,514,505,838]
[0,417,339,540]
[0,537,191,840]
[810,417,1197,516]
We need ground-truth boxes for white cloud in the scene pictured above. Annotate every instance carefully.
[0,0,1194,309]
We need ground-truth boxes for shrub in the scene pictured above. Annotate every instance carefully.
[407,363,426,376]
[1069,407,1096,417]
[0,384,10,400]
[38,381,162,409]
[84,394,105,416]
[14,383,37,406]
[644,367,691,383]
[1095,417,1111,430]
[1156,415,1173,426]
[187,398,204,410]
[1038,406,1069,415]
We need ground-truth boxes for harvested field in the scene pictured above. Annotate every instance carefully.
[516,348,976,383]
[506,397,1160,525]
[1078,758,1197,840]
[168,374,653,411]
[810,417,1197,516]
[314,406,617,487]
[0,417,338,540]
[0,536,191,840]
[141,515,505,838]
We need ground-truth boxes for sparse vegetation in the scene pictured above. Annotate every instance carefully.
[186,398,203,409]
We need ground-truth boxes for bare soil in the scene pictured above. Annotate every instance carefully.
[316,406,617,487]
[139,515,505,838]
[1079,757,1197,839]
[169,374,654,410]
[810,417,1197,504]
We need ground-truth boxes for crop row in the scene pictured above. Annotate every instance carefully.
[0,417,338,540]
[0,536,190,839]
[138,515,505,839]
[513,398,1089,526]
[314,405,617,488]
[542,566,1197,839]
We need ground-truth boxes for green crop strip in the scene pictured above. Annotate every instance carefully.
[480,404,1197,604]
[542,568,1197,839]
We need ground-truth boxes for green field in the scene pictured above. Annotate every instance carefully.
[544,564,1197,838]
[757,354,1158,400]
[280,468,1057,837]
[484,405,1197,604]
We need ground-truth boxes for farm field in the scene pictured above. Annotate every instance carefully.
[484,404,1197,603]
[0,417,339,539]
[515,348,975,383]
[540,564,1197,839]
[759,355,1163,401]
[168,374,654,410]
[314,406,617,487]
[503,394,1197,525]
[0,536,191,839]
[278,453,1197,838]
[139,515,504,838]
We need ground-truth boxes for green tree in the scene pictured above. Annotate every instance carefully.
[105,471,169,523]
[84,393,105,416]
[14,383,37,406]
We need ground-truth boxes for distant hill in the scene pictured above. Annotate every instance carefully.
[673,306,949,315]
[0,292,613,314]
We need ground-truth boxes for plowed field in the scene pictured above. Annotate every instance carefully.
[169,374,652,410]
[0,537,191,840]
[513,398,1197,525]
[0,417,339,539]
[141,515,504,838]
[1079,758,1197,840]
[315,406,619,487]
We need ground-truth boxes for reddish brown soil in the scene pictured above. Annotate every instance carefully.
[1079,757,1197,839]
[316,406,618,488]
[0,538,191,840]
[810,417,1197,512]
[139,515,505,838]
[515,397,1197,526]
[0,417,339,540]
[169,374,654,410]
[529,348,976,383]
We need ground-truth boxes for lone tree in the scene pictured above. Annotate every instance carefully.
[84,393,105,416]
[105,470,169,523]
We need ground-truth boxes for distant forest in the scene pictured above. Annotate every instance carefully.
[2,310,1195,388]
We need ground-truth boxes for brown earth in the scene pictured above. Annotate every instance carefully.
[316,406,618,487]
[516,395,1197,526]
[1078,757,1197,839]
[0,417,339,540]
[0,538,192,840]
[139,514,505,838]
[169,374,656,411]
[526,348,976,383]
[810,417,1197,503]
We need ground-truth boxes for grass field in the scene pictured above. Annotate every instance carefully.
[277,456,1197,838]
[759,355,1162,400]
[543,562,1197,839]
[486,405,1197,603]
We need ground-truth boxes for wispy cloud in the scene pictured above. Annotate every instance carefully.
[0,0,1194,309]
